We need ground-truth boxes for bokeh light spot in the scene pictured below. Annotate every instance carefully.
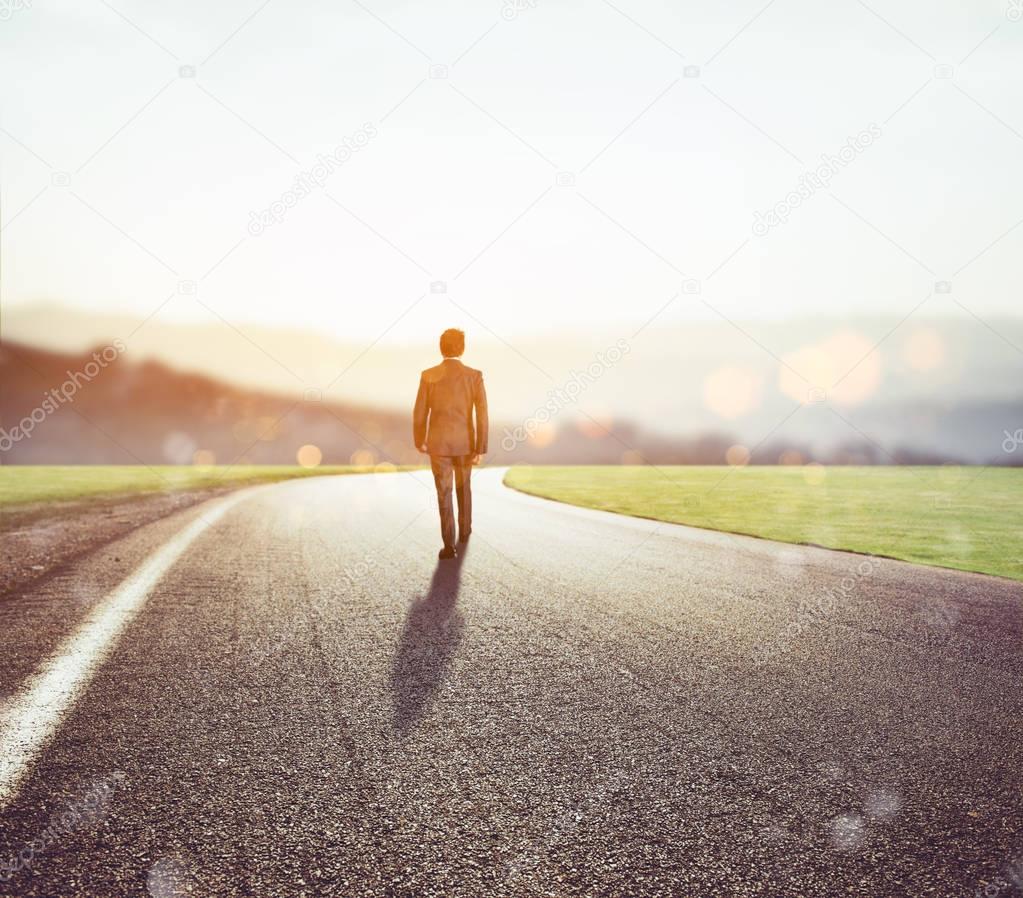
[192,449,216,466]
[577,410,614,438]
[527,423,557,448]
[297,444,322,468]
[726,444,750,466]
[779,331,882,406]
[830,813,866,852]
[902,328,945,372]
[350,448,376,466]
[864,788,903,821]
[703,366,763,420]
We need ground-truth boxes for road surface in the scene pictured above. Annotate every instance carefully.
[1,469,1021,897]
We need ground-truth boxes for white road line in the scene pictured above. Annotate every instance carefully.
[0,487,257,809]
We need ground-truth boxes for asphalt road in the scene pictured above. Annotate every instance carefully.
[0,468,1021,897]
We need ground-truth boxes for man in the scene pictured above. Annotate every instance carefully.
[413,328,488,559]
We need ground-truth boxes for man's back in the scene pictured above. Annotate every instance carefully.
[413,358,488,458]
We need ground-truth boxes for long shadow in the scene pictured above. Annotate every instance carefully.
[390,547,466,735]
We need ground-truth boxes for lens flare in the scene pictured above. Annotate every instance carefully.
[192,449,216,466]
[297,444,322,467]
[902,328,945,372]
[703,366,763,420]
[779,331,882,406]
[726,444,750,466]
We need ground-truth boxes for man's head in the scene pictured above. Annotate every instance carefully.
[440,328,465,358]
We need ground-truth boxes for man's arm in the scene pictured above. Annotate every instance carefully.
[473,371,488,457]
[413,375,429,451]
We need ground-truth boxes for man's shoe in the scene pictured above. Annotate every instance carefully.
[438,546,457,560]
[458,529,471,544]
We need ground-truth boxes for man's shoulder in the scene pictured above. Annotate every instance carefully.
[421,361,483,383]
[421,363,446,383]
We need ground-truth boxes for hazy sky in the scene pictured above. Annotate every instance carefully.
[2,0,1022,344]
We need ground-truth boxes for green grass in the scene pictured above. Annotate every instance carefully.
[0,465,421,508]
[504,465,1023,582]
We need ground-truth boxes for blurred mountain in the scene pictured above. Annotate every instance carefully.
[3,302,1022,464]
[0,340,409,467]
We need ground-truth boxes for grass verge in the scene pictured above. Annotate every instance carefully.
[0,465,421,509]
[504,465,1023,582]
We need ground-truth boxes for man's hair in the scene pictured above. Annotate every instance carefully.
[439,328,465,358]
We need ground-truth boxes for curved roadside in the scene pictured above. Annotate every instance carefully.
[0,468,421,603]
[500,464,1023,583]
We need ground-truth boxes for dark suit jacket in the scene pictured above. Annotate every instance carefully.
[413,358,488,457]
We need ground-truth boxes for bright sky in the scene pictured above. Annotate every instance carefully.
[2,0,1022,343]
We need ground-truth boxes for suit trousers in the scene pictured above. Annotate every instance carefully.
[429,455,472,549]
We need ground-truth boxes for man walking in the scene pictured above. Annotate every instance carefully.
[413,328,488,559]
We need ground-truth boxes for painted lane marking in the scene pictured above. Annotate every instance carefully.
[0,488,256,808]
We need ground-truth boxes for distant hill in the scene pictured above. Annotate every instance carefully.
[5,303,1023,464]
[0,340,729,466]
[0,340,412,466]
[2,339,1020,466]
